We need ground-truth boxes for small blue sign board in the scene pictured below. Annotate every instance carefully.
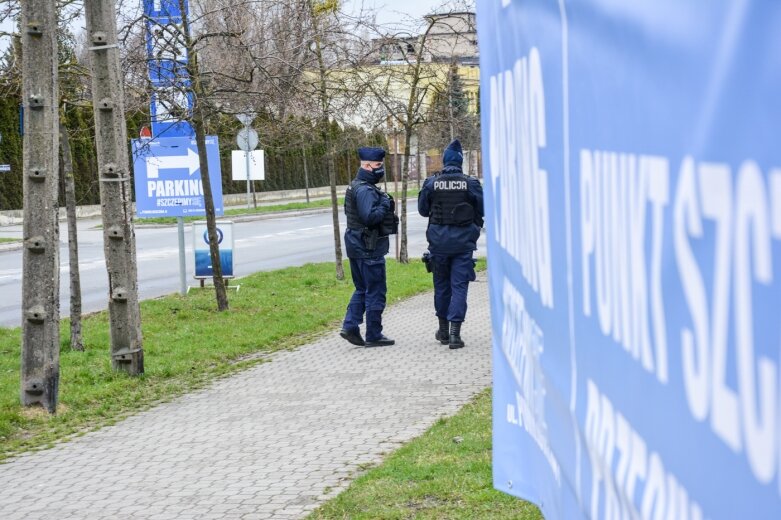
[132,136,224,218]
[193,221,234,278]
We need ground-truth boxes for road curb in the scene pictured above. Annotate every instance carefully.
[0,241,22,252]
[132,207,334,228]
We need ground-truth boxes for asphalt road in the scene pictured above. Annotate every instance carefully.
[0,200,485,328]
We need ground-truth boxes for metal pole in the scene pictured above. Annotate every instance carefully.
[245,148,251,209]
[177,217,187,295]
[302,147,310,204]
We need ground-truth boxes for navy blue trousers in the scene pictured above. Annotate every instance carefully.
[431,252,476,323]
[342,257,387,341]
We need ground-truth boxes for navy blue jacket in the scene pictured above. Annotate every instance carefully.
[344,168,391,259]
[418,166,484,255]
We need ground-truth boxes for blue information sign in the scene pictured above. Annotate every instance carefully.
[132,136,223,218]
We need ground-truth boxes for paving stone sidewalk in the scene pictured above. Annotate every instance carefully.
[0,275,492,520]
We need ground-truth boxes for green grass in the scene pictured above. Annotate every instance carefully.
[0,259,435,461]
[137,188,420,225]
[308,390,542,520]
[0,238,20,244]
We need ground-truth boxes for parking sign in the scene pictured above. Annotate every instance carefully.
[132,136,224,218]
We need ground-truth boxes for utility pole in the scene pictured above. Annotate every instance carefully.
[236,112,256,210]
[20,0,61,412]
[85,0,144,374]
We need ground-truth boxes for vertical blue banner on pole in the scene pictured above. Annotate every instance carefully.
[144,0,194,137]
[477,0,781,518]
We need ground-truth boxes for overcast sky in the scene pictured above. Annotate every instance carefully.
[342,0,459,29]
[0,0,466,53]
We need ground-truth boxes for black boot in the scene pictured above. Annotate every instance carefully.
[435,317,449,344]
[366,311,395,347]
[366,335,395,347]
[339,327,365,346]
[449,321,464,349]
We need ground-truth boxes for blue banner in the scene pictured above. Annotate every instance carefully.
[132,136,223,218]
[478,1,781,518]
[144,0,194,137]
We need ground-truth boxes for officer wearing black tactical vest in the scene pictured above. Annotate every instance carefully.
[418,139,484,349]
[339,146,399,347]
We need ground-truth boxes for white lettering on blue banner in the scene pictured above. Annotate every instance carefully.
[489,47,554,308]
[579,150,669,384]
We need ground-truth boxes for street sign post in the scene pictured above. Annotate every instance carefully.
[236,112,256,127]
[236,128,258,151]
[131,135,224,218]
[236,123,258,209]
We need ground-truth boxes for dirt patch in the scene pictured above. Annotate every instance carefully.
[406,494,452,511]
[20,403,69,419]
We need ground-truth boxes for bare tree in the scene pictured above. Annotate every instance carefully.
[178,0,230,310]
[20,0,61,412]
[85,0,144,374]
[58,14,89,353]
[59,121,84,351]
[419,61,480,174]
[350,7,479,263]
[307,0,345,280]
[118,0,372,287]
[356,21,443,264]
[117,0,327,306]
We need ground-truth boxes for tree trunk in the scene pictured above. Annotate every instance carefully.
[394,140,400,260]
[192,111,229,311]
[180,0,229,311]
[311,11,344,281]
[395,20,437,265]
[59,122,83,351]
[400,127,413,263]
[346,148,353,184]
[20,0,61,412]
[326,145,344,280]
[85,0,144,375]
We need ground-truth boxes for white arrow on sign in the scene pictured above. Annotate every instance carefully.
[146,147,200,179]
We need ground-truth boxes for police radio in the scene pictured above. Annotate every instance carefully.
[379,194,399,236]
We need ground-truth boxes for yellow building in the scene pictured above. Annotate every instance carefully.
[303,12,482,178]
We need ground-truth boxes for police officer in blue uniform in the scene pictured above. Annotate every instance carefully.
[418,139,484,349]
[339,146,398,347]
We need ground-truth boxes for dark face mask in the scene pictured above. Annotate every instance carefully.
[371,165,385,179]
